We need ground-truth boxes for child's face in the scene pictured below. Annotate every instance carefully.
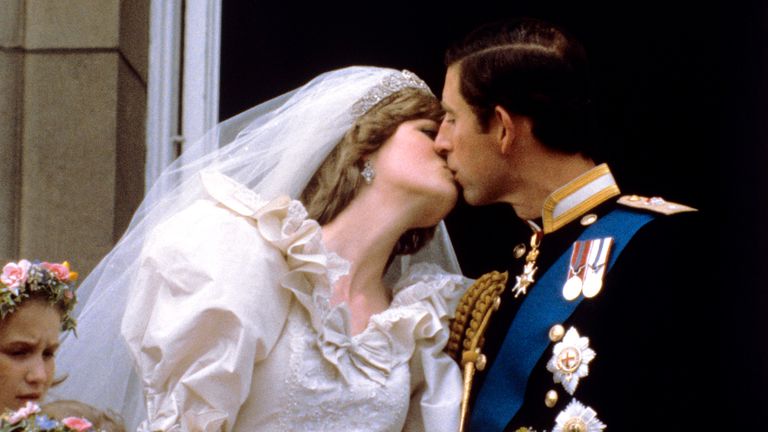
[0,299,61,410]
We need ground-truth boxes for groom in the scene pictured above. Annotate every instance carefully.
[435,18,710,431]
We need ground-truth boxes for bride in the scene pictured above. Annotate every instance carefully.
[51,66,468,431]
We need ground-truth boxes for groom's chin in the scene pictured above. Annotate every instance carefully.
[461,188,489,207]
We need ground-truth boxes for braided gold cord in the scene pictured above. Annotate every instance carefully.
[446,271,508,361]
[448,271,509,432]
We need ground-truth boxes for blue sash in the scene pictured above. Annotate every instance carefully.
[470,208,655,431]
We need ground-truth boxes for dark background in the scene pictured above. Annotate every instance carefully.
[219,1,766,427]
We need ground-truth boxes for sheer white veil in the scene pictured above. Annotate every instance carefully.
[50,66,461,430]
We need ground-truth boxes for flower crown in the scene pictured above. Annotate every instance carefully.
[1,402,96,432]
[0,260,79,332]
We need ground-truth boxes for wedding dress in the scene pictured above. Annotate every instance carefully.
[123,172,466,431]
[50,66,466,432]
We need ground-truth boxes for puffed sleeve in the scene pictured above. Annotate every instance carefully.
[403,328,464,432]
[398,264,469,432]
[121,197,292,432]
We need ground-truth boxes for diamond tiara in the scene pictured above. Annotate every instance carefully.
[350,69,433,117]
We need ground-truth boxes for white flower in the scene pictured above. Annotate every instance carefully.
[553,399,606,432]
[546,326,595,395]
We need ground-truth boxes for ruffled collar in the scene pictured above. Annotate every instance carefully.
[201,171,465,384]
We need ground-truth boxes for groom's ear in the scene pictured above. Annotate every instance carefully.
[494,105,516,155]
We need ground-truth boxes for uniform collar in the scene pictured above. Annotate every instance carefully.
[540,163,621,234]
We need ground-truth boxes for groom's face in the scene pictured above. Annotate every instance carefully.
[435,64,510,206]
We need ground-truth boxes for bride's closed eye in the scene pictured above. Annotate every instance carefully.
[420,128,438,139]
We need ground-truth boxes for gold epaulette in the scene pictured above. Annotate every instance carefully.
[617,194,697,215]
[446,271,509,361]
[447,271,509,432]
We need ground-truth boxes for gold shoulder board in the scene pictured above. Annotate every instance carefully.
[617,195,697,215]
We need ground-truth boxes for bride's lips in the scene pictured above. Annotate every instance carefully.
[443,166,459,183]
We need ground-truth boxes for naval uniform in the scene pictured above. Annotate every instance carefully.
[460,164,711,431]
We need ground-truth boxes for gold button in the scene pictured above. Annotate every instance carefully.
[545,389,558,408]
[628,194,640,201]
[580,213,597,226]
[476,353,487,371]
[513,243,527,259]
[549,324,565,342]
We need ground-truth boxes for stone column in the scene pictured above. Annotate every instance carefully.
[0,0,24,263]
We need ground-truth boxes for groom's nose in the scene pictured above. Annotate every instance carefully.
[434,121,452,157]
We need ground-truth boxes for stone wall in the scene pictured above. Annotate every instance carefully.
[0,0,148,277]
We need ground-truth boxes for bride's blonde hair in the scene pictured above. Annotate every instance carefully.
[301,87,443,257]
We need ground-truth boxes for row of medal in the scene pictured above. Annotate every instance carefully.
[562,237,613,301]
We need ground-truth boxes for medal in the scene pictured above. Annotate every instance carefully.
[562,276,583,301]
[582,238,613,298]
[562,237,614,300]
[581,276,602,299]
[562,241,590,301]
[511,221,543,298]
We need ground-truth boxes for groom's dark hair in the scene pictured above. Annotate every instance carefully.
[446,17,595,157]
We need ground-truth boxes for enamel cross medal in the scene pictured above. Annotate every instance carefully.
[511,221,543,298]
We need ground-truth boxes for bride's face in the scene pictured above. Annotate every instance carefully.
[372,118,458,223]
[0,299,60,410]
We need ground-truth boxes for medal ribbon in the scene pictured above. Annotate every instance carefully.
[583,237,613,297]
[568,240,590,280]
[591,238,611,274]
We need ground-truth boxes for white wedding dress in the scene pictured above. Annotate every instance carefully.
[121,172,467,432]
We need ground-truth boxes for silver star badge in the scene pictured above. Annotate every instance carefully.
[546,327,595,395]
[552,399,606,432]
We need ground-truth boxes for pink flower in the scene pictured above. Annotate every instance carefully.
[1,260,31,293]
[42,261,71,281]
[7,401,41,423]
[61,417,93,431]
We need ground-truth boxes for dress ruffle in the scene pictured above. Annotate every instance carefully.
[202,171,466,385]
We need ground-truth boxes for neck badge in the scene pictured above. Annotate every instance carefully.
[512,221,543,298]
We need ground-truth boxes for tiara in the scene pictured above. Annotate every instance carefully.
[1,259,79,332]
[1,402,97,432]
[350,69,433,117]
